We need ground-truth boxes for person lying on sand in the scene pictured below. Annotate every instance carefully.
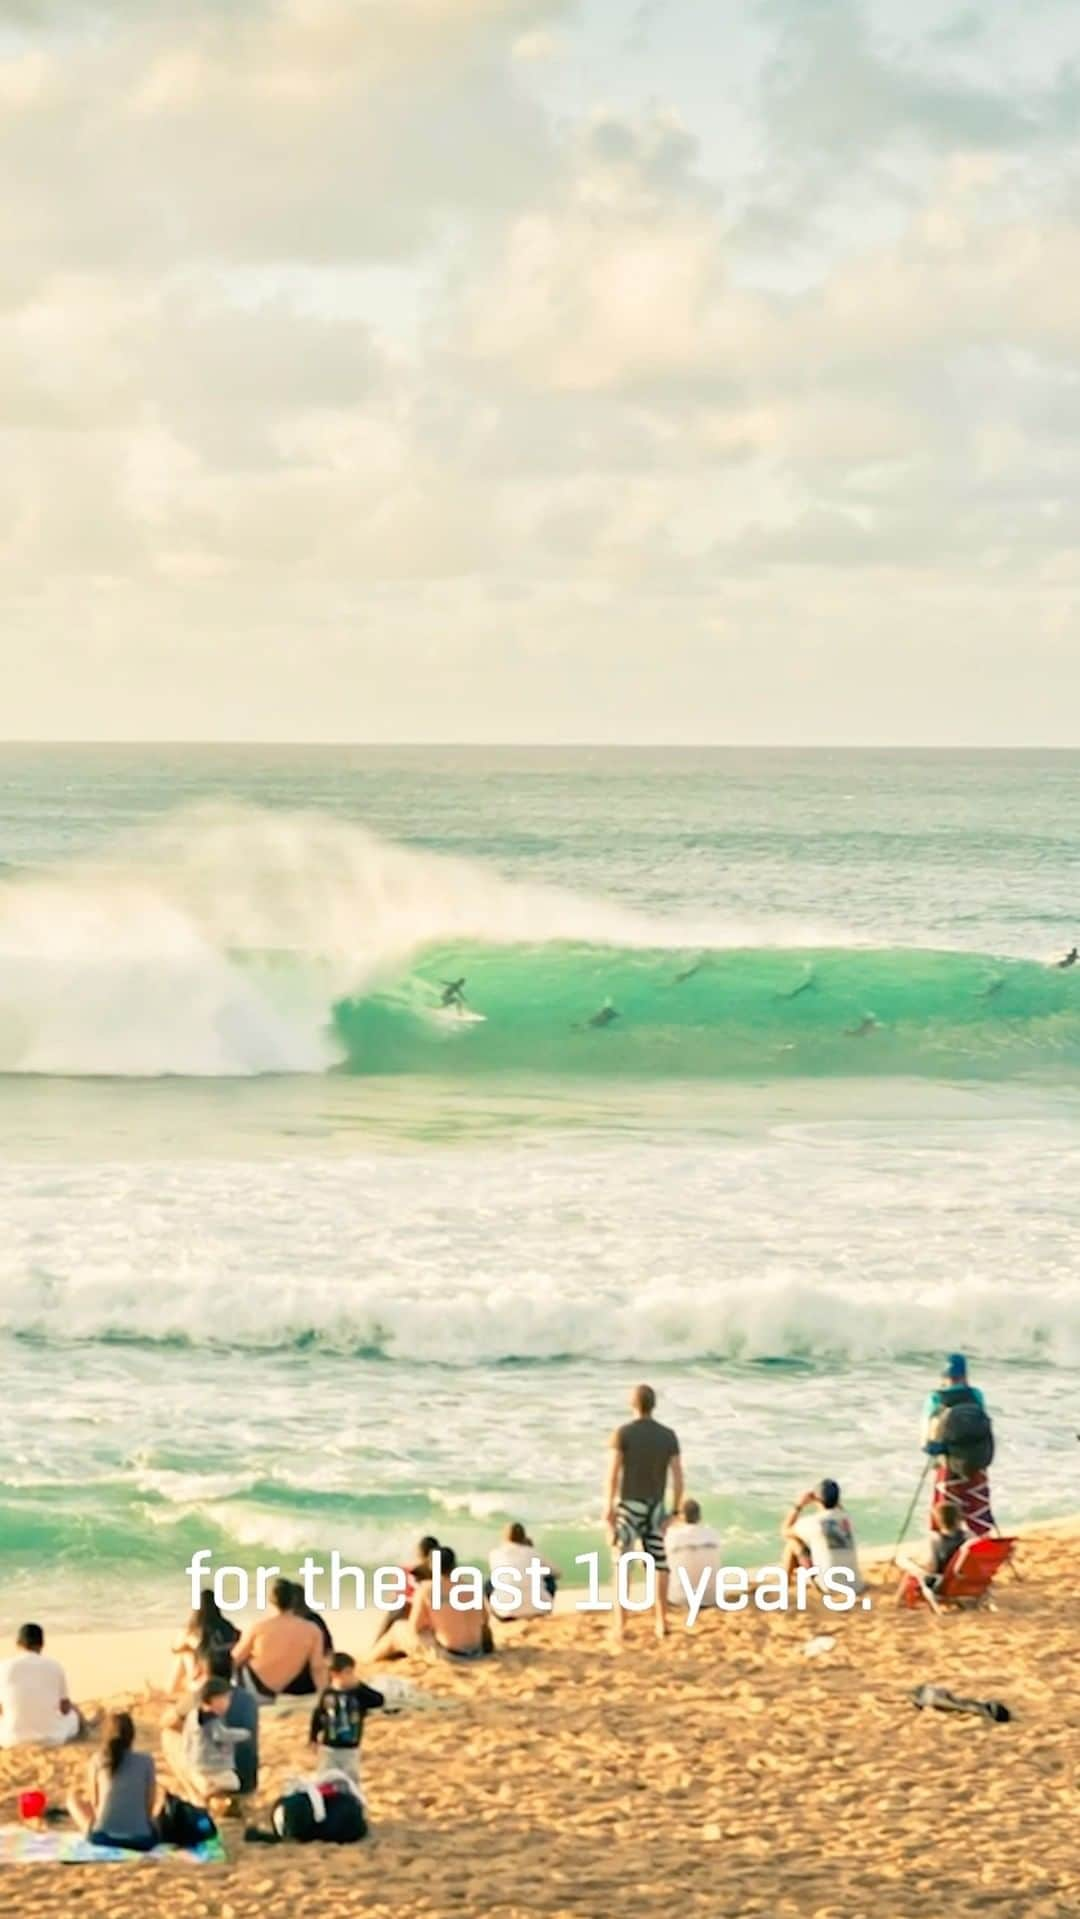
[232,1577,329,1701]
[488,1521,561,1620]
[162,1646,259,1795]
[781,1479,863,1592]
[67,1710,159,1852]
[0,1621,87,1750]
[371,1547,494,1663]
[605,1382,683,1643]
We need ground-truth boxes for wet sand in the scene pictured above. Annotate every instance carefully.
[1,1528,1077,1918]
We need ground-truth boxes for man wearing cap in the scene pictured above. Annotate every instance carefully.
[923,1353,995,1536]
[781,1479,863,1591]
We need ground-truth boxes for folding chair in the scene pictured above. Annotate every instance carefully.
[896,1535,1016,1614]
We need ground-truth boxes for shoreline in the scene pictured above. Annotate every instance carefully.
[21,1514,1080,1705]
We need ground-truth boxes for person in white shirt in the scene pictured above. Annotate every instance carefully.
[664,1498,724,1609]
[781,1479,864,1592]
[0,1622,85,1749]
[488,1522,561,1620]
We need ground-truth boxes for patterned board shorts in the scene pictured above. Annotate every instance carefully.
[612,1497,668,1570]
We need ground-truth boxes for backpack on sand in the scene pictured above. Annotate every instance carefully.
[931,1386,994,1473]
[157,1793,218,1848]
[271,1781,366,1845]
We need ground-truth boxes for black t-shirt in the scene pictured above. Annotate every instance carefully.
[309,1682,385,1750]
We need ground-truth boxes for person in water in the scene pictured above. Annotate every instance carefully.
[673,959,702,985]
[781,972,816,1001]
[1056,947,1078,969]
[440,978,467,1009]
[586,1000,619,1029]
[844,1014,878,1038]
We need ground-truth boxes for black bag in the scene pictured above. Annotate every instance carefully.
[157,1792,218,1849]
[933,1386,994,1472]
[271,1784,366,1845]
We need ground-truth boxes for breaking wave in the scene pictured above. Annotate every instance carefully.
[0,802,1077,1079]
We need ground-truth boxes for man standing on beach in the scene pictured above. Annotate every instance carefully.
[923,1353,995,1537]
[605,1384,683,1643]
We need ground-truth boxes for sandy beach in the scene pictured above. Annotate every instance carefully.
[0,1527,1076,1919]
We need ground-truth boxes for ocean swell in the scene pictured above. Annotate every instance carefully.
[0,802,1076,1079]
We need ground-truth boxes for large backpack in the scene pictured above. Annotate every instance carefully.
[157,1793,218,1849]
[932,1386,994,1473]
[271,1782,366,1845]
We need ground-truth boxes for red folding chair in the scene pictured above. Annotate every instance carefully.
[896,1535,1016,1614]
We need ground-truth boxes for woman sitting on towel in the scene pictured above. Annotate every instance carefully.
[67,1710,159,1851]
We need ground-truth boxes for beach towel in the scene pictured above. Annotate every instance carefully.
[932,1463,995,1536]
[0,1824,225,1865]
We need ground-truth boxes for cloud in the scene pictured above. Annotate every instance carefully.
[0,0,568,279]
[2,0,1080,741]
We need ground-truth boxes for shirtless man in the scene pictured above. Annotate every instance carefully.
[371,1548,492,1663]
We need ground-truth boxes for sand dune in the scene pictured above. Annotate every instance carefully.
[1,1529,1077,1918]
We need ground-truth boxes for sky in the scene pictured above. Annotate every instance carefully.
[2,0,1079,744]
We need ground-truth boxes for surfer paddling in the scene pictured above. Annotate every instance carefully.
[843,1014,878,1039]
[575,999,620,1030]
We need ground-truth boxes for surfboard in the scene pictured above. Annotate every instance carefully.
[430,1006,487,1026]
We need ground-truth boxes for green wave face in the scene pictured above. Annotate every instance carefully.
[332,945,1080,1079]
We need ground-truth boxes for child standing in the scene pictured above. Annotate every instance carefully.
[308,1652,385,1786]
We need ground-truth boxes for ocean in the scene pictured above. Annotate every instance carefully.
[1,744,1078,1626]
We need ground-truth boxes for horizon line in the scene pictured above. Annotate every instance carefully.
[2,739,1080,752]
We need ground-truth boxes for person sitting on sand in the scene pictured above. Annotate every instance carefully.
[68,1710,158,1852]
[664,1498,724,1612]
[161,1646,259,1794]
[781,1479,863,1592]
[896,1499,969,1597]
[309,1651,386,1785]
[167,1589,240,1695]
[371,1535,441,1646]
[923,1499,969,1587]
[288,1580,334,1656]
[488,1521,562,1620]
[371,1547,493,1663]
[232,1576,329,1701]
[605,1383,683,1643]
[0,1622,86,1749]
[178,1676,250,1802]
